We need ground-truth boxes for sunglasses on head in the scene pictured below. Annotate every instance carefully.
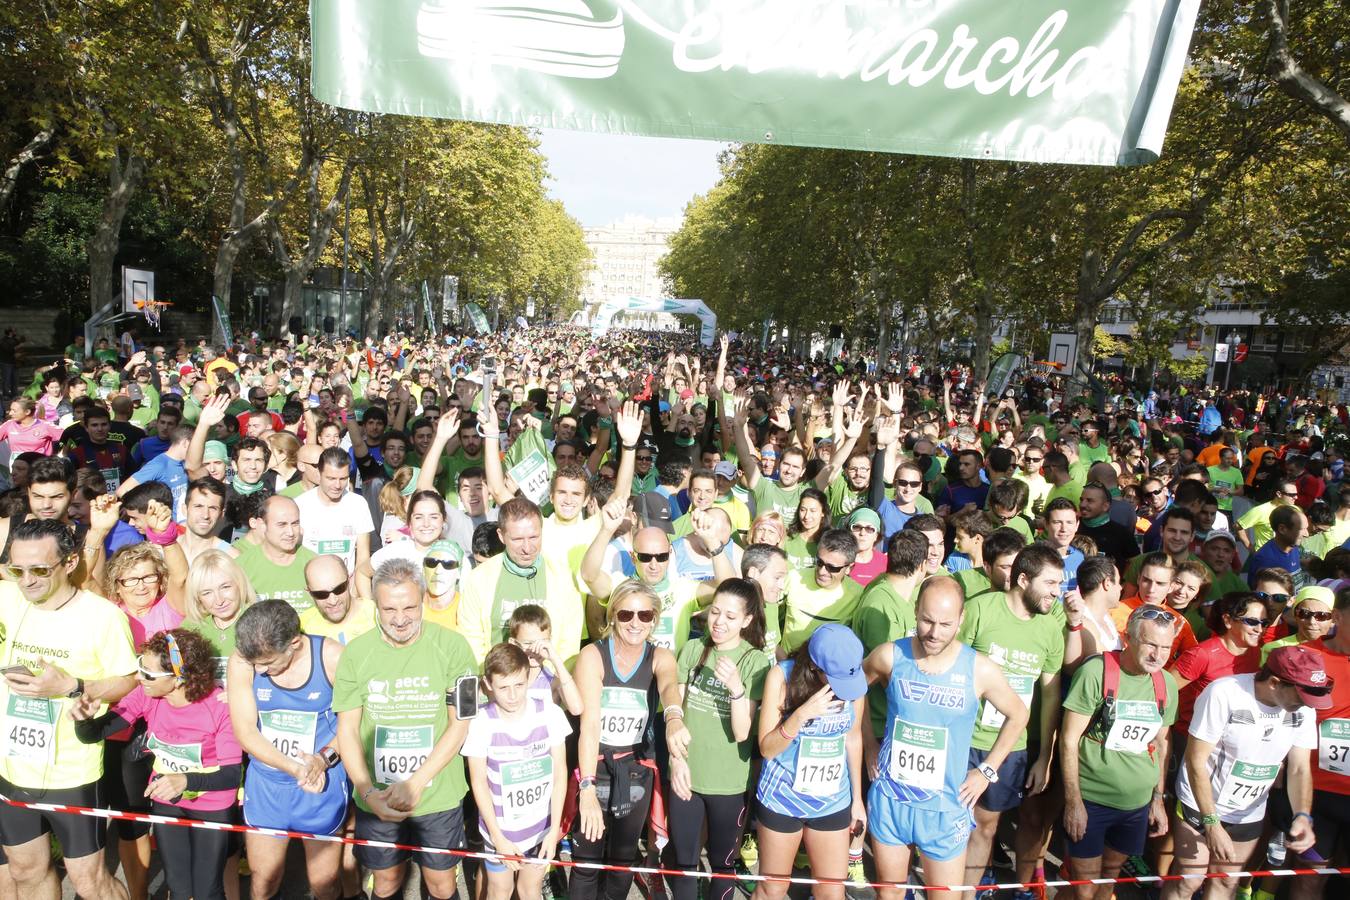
[635,551,670,563]
[1254,591,1291,605]
[1297,608,1334,622]
[425,558,459,571]
[615,608,656,624]
[1131,606,1176,625]
[308,579,349,599]
[816,558,849,574]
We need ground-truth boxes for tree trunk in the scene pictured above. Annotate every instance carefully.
[970,286,995,384]
[1071,248,1106,396]
[88,149,145,317]
[212,239,244,345]
[1,128,54,219]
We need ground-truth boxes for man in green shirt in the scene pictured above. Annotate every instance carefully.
[1206,447,1244,514]
[781,528,863,653]
[952,527,1027,602]
[852,530,929,735]
[234,495,318,613]
[1042,449,1084,511]
[333,556,476,900]
[1236,479,1297,554]
[958,544,1067,888]
[1060,606,1179,897]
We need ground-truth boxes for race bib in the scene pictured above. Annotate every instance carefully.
[373,724,433,785]
[1216,760,1279,812]
[213,657,229,688]
[888,718,947,792]
[981,673,1035,730]
[100,467,121,493]
[147,733,205,775]
[1104,700,1162,753]
[652,614,677,651]
[792,734,845,796]
[500,756,553,831]
[259,709,319,762]
[4,695,56,762]
[1318,719,1350,776]
[599,686,648,748]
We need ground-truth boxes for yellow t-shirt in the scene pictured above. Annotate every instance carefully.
[781,571,863,654]
[299,600,377,645]
[423,597,460,632]
[0,586,137,789]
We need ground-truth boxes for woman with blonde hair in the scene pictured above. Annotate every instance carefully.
[376,465,417,545]
[181,549,257,686]
[749,511,788,549]
[265,431,302,492]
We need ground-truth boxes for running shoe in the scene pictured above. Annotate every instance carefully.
[559,835,573,862]
[740,833,759,869]
[846,852,866,886]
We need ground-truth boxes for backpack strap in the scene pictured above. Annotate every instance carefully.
[1101,650,1122,704]
[1149,669,1167,717]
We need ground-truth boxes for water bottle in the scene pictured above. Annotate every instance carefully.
[1266,831,1287,867]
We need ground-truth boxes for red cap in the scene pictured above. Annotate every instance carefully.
[1266,645,1335,709]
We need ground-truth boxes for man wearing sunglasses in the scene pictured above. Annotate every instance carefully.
[1012,438,1051,518]
[1059,605,1180,900]
[1236,478,1298,554]
[1165,645,1329,900]
[0,519,138,900]
[299,553,375,645]
[781,528,864,654]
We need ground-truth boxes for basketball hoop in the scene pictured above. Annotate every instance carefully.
[134,299,172,330]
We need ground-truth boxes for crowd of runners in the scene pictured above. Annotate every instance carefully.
[0,323,1348,900]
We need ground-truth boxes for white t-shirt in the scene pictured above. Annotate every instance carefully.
[1178,673,1316,824]
[294,488,374,573]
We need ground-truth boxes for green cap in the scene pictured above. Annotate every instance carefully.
[847,507,882,531]
[425,539,464,562]
[203,441,229,463]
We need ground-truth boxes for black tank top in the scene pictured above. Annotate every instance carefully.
[597,638,657,759]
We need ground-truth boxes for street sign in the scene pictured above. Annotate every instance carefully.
[1214,343,1230,363]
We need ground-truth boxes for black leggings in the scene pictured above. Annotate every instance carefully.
[570,765,654,900]
[151,802,236,900]
[668,791,747,900]
[102,736,153,840]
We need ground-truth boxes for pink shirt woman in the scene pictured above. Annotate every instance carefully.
[0,398,64,455]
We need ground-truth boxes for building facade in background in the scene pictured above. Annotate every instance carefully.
[582,216,679,311]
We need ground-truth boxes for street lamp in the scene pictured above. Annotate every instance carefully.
[1224,330,1241,389]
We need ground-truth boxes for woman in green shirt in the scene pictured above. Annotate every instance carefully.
[181,549,257,688]
[668,579,771,900]
[785,488,830,575]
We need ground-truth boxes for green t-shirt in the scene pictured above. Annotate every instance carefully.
[1078,442,1111,466]
[331,623,477,815]
[1206,465,1244,512]
[1238,502,1281,554]
[1045,477,1085,510]
[182,616,239,688]
[436,447,486,501]
[781,571,862,654]
[953,567,992,599]
[853,577,918,736]
[784,535,817,575]
[1204,570,1249,607]
[279,480,308,499]
[130,385,161,428]
[234,541,318,613]
[752,478,806,528]
[1062,656,1178,810]
[677,639,771,795]
[1013,472,1051,517]
[824,473,866,520]
[647,579,703,655]
[957,592,1065,751]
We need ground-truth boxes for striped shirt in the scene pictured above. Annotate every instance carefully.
[756,659,854,819]
[461,697,571,849]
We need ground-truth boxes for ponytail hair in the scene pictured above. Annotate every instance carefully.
[691,577,767,683]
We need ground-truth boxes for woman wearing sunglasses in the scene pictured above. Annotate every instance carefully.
[570,580,688,900]
[1261,585,1336,663]
[1169,593,1267,743]
[73,628,242,900]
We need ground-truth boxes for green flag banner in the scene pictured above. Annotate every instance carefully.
[311,0,1200,166]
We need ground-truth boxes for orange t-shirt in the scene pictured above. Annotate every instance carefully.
[1307,638,1350,796]
[1195,444,1225,468]
[1110,595,1199,665]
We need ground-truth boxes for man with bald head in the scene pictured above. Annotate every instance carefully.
[299,553,374,644]
[234,494,318,612]
[862,576,1029,899]
[279,443,323,499]
[581,499,734,653]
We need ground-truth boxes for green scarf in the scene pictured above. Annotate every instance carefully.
[232,474,266,496]
[1082,513,1110,528]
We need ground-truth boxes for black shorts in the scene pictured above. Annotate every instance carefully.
[969,747,1028,812]
[0,776,106,860]
[1176,800,1265,843]
[354,804,464,872]
[755,800,851,834]
[102,737,153,840]
[1310,789,1350,861]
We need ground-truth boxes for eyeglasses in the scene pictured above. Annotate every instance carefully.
[850,524,878,533]
[308,579,349,599]
[1145,487,1167,497]
[816,558,849,574]
[615,608,656,624]
[424,558,459,571]
[117,573,161,588]
[1299,683,1333,697]
[136,667,175,680]
[634,551,670,563]
[1233,615,1269,629]
[635,455,655,463]
[1297,608,1334,622]
[894,479,923,489]
[3,561,67,579]
[1279,491,1298,498]
[1254,591,1291,605]
[1023,457,1043,465]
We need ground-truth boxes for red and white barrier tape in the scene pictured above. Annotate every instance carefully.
[1,793,1345,893]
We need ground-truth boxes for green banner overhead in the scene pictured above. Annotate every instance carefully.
[311,0,1201,166]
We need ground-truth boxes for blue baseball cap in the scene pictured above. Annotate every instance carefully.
[807,624,867,701]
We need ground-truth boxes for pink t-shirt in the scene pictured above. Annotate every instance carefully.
[849,551,888,587]
[0,419,65,455]
[121,598,185,650]
[113,685,241,811]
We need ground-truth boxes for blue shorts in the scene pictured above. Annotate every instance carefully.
[968,747,1027,812]
[867,783,974,862]
[1065,800,1149,860]
[242,765,350,836]
[482,841,542,874]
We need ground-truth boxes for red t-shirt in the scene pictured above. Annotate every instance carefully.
[1170,636,1261,732]
[1306,639,1350,796]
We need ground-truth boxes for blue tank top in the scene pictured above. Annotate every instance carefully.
[252,634,340,780]
[756,660,854,818]
[874,638,978,813]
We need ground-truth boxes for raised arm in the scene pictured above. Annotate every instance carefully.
[187,395,230,480]
[610,400,642,503]
[415,409,460,495]
[579,499,625,599]
[730,392,761,490]
[479,401,515,506]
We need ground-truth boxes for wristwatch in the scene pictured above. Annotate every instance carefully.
[977,763,999,784]
[66,677,85,699]
[321,746,341,769]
